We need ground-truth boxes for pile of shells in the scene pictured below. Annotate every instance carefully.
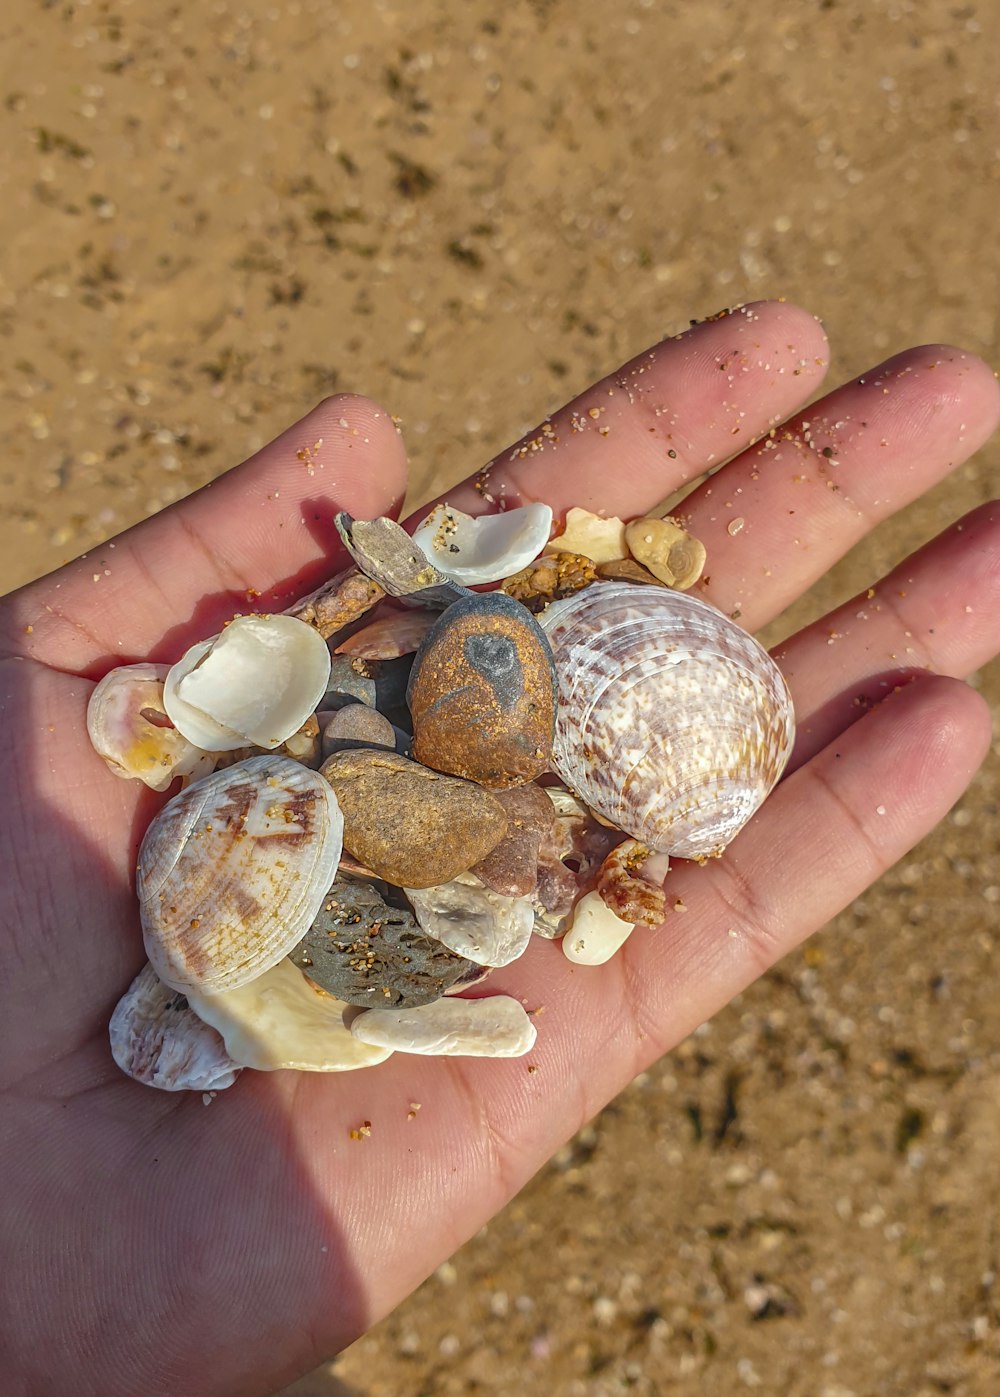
[99,501,795,1091]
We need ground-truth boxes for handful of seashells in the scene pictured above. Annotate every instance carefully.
[97,502,795,1091]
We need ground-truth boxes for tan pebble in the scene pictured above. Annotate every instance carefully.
[320,748,508,887]
[624,517,706,590]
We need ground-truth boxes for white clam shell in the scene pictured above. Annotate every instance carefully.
[185,958,392,1072]
[163,614,332,752]
[411,502,554,586]
[350,993,537,1057]
[110,962,242,1091]
[138,754,344,994]
[539,583,795,858]
[87,663,215,791]
[404,874,535,968]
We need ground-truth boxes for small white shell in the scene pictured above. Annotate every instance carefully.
[405,874,535,968]
[163,615,332,752]
[561,891,636,966]
[350,994,537,1057]
[110,962,242,1091]
[539,583,795,858]
[411,502,554,586]
[87,663,215,791]
[186,958,393,1072]
[138,754,344,994]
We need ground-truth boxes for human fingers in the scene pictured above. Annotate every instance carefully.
[679,344,1000,629]
[0,395,408,676]
[413,299,829,521]
[777,500,1000,768]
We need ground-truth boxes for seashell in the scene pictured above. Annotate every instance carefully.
[545,507,627,563]
[538,583,795,859]
[350,993,537,1058]
[87,663,215,791]
[138,754,344,994]
[335,610,435,659]
[624,516,706,590]
[110,962,242,1091]
[185,958,393,1072]
[595,839,667,927]
[405,873,535,968]
[163,614,332,752]
[411,502,553,586]
[561,890,636,966]
[335,512,471,609]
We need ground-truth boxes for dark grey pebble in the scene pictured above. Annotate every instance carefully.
[289,879,477,1009]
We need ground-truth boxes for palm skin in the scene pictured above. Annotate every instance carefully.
[1,302,998,1397]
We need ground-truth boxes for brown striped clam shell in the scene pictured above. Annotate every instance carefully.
[138,754,344,994]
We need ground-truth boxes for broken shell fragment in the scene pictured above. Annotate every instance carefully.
[138,754,344,994]
[561,891,637,966]
[110,962,242,1091]
[405,873,535,967]
[624,516,706,590]
[545,507,627,564]
[411,502,553,586]
[163,614,332,752]
[186,957,392,1072]
[87,663,215,791]
[335,610,435,660]
[595,839,668,927]
[335,512,471,609]
[350,993,537,1057]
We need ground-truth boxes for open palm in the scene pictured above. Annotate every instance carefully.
[2,301,998,1397]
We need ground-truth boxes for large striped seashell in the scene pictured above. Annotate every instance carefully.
[538,583,794,858]
[138,754,344,994]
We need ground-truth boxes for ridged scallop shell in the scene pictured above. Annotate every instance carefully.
[538,583,794,858]
[138,754,344,994]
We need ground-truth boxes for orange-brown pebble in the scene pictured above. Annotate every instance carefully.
[470,782,558,897]
[407,594,556,788]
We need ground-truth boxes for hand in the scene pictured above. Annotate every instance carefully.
[1,301,997,1397]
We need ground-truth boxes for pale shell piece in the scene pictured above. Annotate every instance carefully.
[87,663,214,791]
[138,754,344,994]
[335,610,435,659]
[335,512,471,609]
[539,583,795,859]
[561,891,637,966]
[185,958,393,1072]
[404,874,535,968]
[545,507,627,564]
[624,517,707,590]
[110,962,242,1091]
[163,615,332,752]
[411,502,554,586]
[350,994,537,1058]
